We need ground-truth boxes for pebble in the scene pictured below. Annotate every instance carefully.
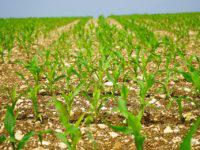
[137,75,143,80]
[101,106,107,111]
[169,81,175,85]
[55,129,62,133]
[164,126,173,134]
[16,99,24,105]
[183,112,195,121]
[192,138,200,145]
[15,130,24,141]
[155,101,161,107]
[20,85,28,90]
[173,127,180,133]
[104,81,113,86]
[149,98,157,104]
[80,127,86,134]
[172,136,181,143]
[154,137,159,141]
[97,124,107,129]
[58,142,67,149]
[159,94,166,99]
[183,87,191,92]
[42,141,50,146]
[39,89,46,94]
[109,132,119,138]
[90,126,97,133]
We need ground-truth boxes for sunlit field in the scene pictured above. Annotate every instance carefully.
[0,13,200,149]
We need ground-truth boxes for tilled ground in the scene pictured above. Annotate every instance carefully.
[0,18,200,150]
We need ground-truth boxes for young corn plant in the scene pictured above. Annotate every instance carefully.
[61,82,83,119]
[54,99,84,150]
[138,73,155,112]
[177,51,200,94]
[44,50,66,95]
[3,32,15,63]
[0,45,4,63]
[180,117,200,150]
[19,56,42,86]
[1,105,34,150]
[28,85,42,121]
[110,85,145,150]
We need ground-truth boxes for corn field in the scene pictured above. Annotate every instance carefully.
[0,13,200,150]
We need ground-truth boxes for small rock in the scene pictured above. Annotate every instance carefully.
[123,139,129,143]
[80,127,86,134]
[155,101,161,107]
[137,75,143,80]
[183,87,191,92]
[15,130,24,141]
[164,126,173,134]
[174,127,180,133]
[183,112,195,121]
[154,137,159,141]
[192,138,200,145]
[16,99,24,105]
[159,94,166,99]
[90,126,97,133]
[101,106,107,111]
[172,136,181,143]
[55,129,62,133]
[39,89,46,94]
[104,81,113,86]
[58,142,67,149]
[97,124,107,129]
[20,85,28,90]
[64,62,71,67]
[42,141,50,146]
[149,98,157,104]
[109,132,119,138]
[191,102,195,106]
[169,81,175,85]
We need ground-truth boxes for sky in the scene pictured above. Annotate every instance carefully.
[0,0,200,18]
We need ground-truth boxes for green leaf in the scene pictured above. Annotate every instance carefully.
[191,71,200,91]
[53,74,66,83]
[75,114,85,127]
[179,71,192,83]
[54,99,69,129]
[55,132,71,149]
[127,114,142,135]
[146,74,155,90]
[17,131,35,150]
[118,99,128,118]
[0,135,6,143]
[4,106,16,138]
[109,125,129,134]
[121,85,128,100]
[180,117,200,150]
[92,88,101,109]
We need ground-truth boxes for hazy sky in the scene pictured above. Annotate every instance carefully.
[0,0,200,18]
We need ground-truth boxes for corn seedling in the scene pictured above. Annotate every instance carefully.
[110,85,145,150]
[44,50,66,95]
[2,105,35,150]
[180,117,200,150]
[54,99,84,150]
[28,85,42,121]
